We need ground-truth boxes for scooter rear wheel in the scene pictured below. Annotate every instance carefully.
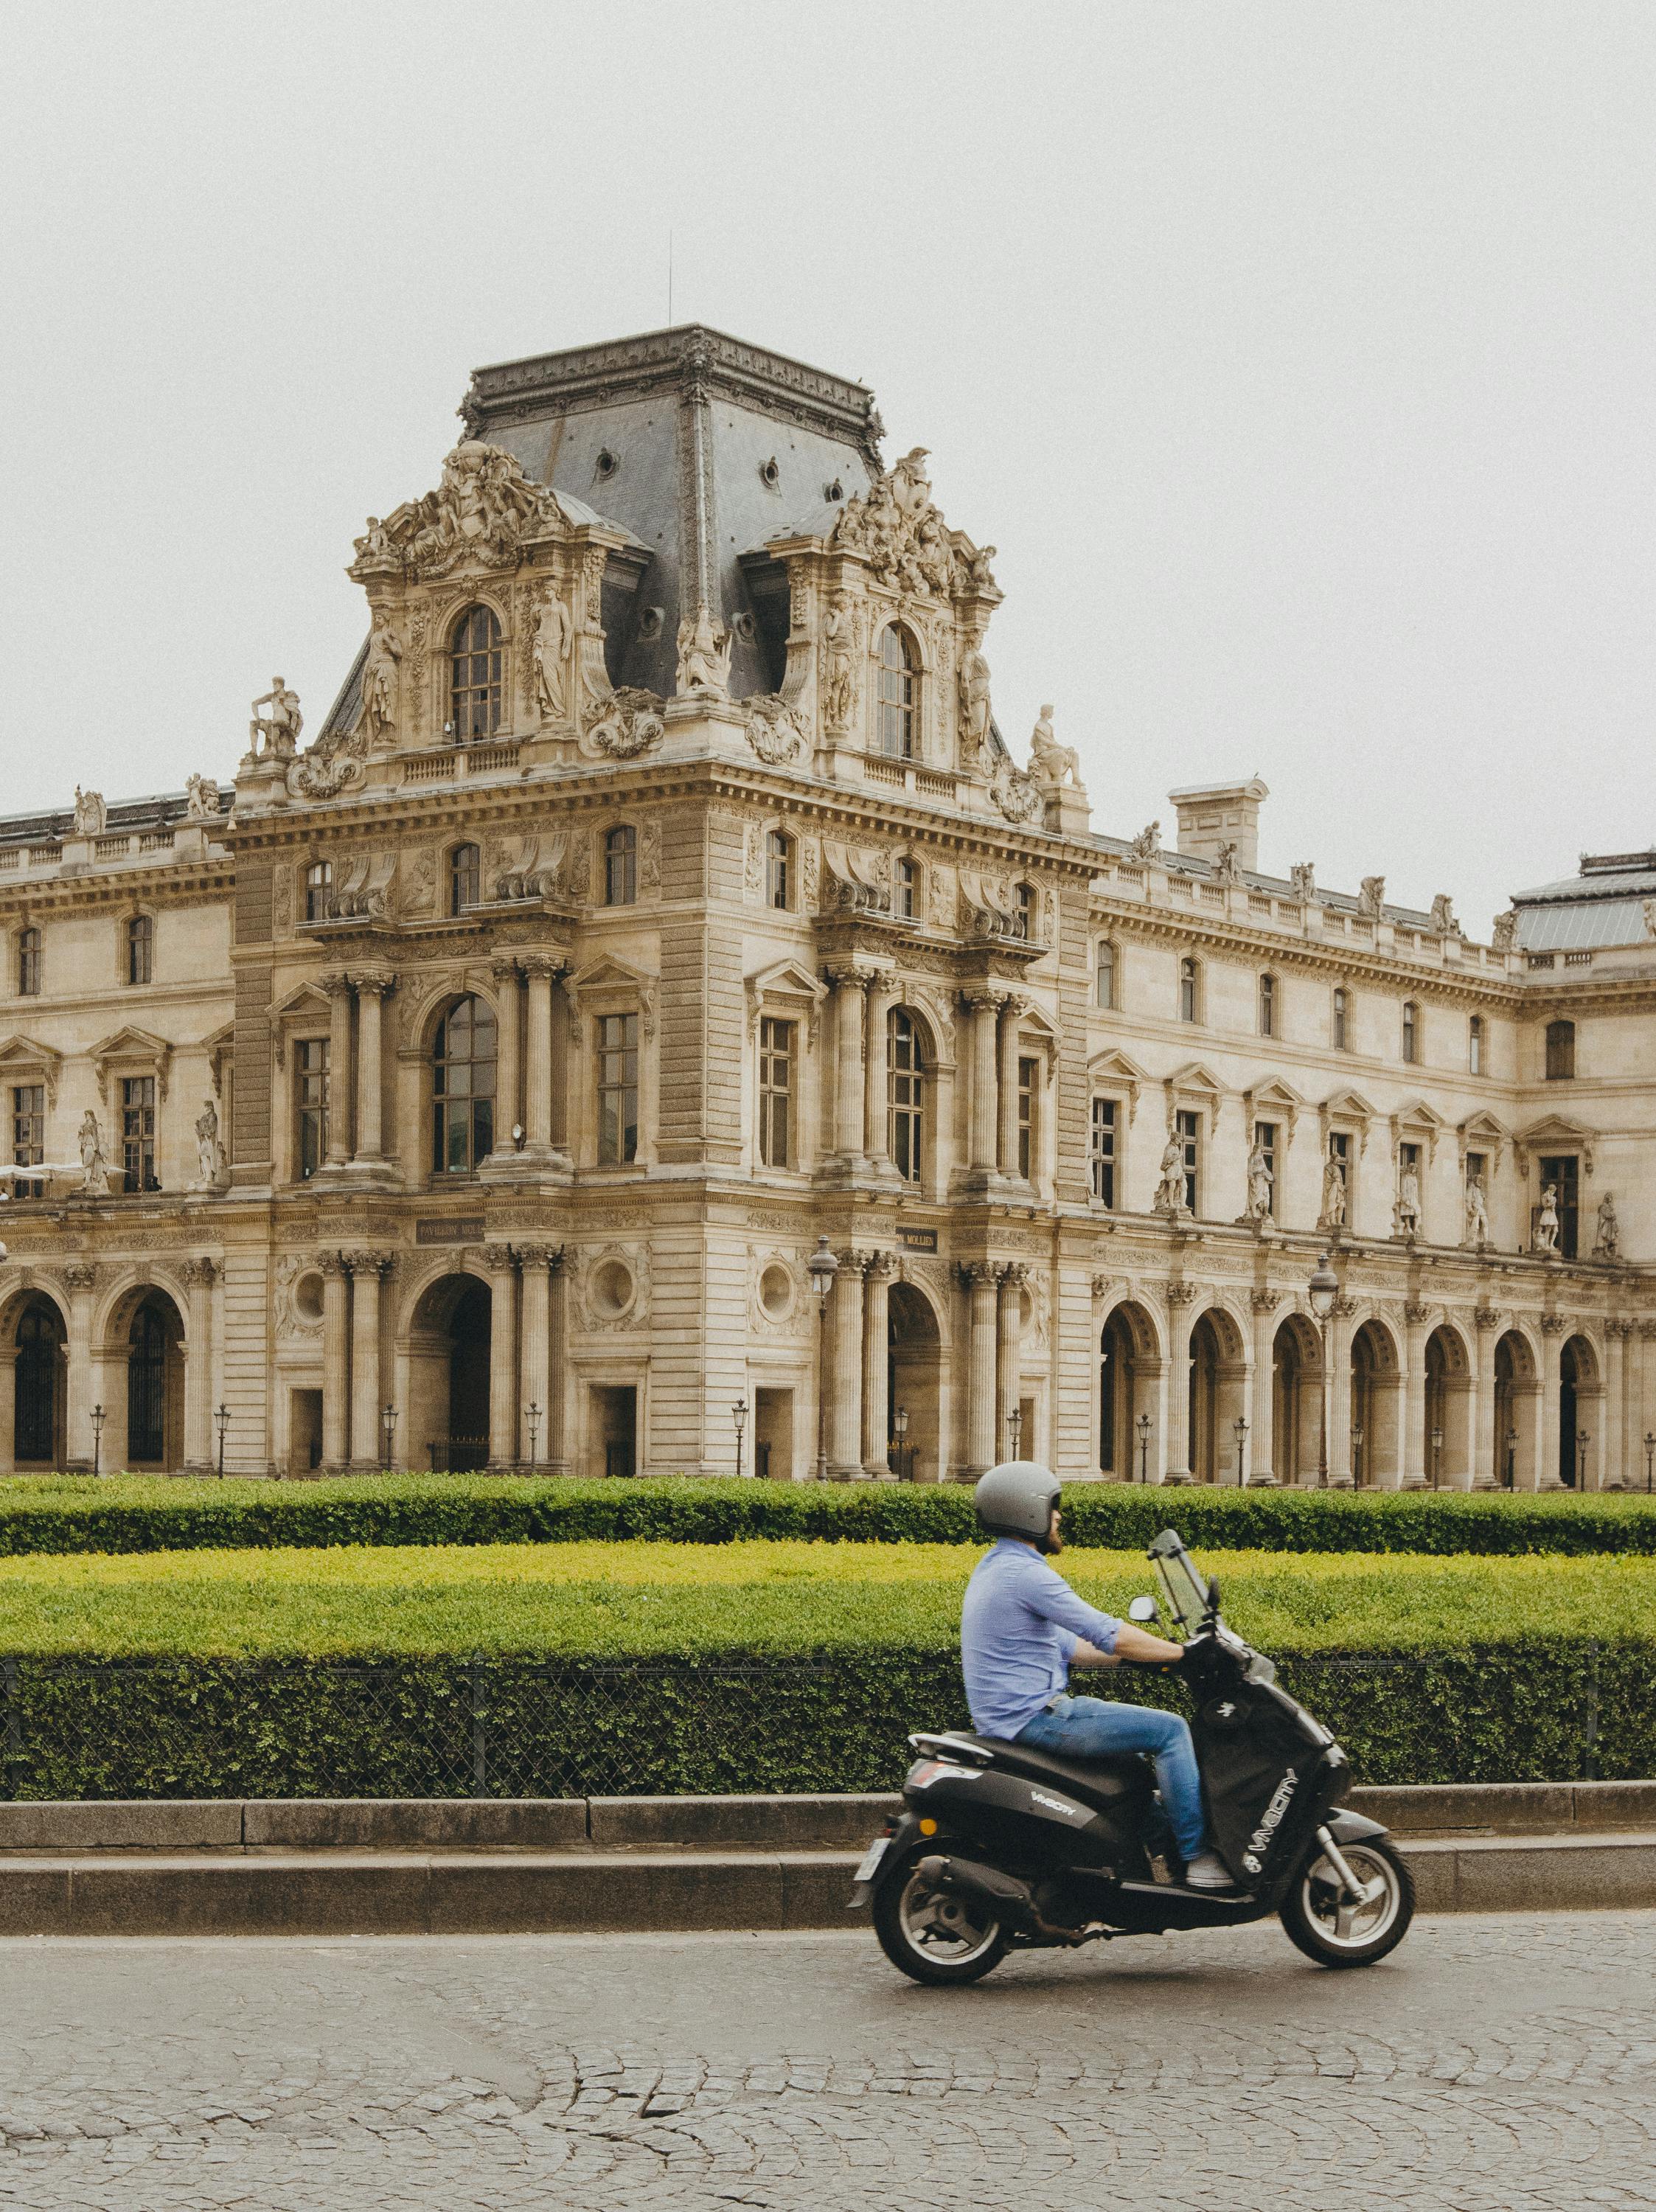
[872,1847,1011,1986]
[1278,1836,1414,1969]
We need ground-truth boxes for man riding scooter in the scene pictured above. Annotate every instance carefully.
[961,1461,1234,1891]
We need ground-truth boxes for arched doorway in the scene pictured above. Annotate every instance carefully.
[408,1273,492,1472]
[1492,1331,1537,1488]
[888,1281,942,1483]
[1189,1309,1248,1484]
[124,1291,185,1472]
[1349,1320,1399,1488]
[1273,1315,1322,1484]
[1099,1301,1160,1480]
[1424,1324,1472,1488]
[1559,1334,1600,1489]
[13,1296,66,1470]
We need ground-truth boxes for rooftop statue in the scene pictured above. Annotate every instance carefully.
[675,603,733,698]
[72,787,106,838]
[1357,875,1385,921]
[248,679,302,761]
[1128,821,1160,862]
[184,772,220,823]
[352,439,567,581]
[1027,704,1082,791]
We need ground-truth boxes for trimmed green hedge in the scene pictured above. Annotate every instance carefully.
[2,1640,1648,1798]
[3,1473,1656,1557]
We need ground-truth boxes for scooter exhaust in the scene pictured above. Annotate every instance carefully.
[916,1854,1084,1943]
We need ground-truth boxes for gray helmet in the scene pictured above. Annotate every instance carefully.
[975,1461,1062,1548]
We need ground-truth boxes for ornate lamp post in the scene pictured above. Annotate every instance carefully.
[732,1398,748,1480]
[1135,1411,1151,1484]
[1430,1424,1444,1488]
[1576,1427,1590,1489]
[1233,1414,1249,1489]
[380,1402,400,1473]
[90,1402,105,1478]
[215,1402,231,1478]
[1350,1420,1364,1490]
[1307,1252,1339,1488]
[1645,1431,1655,1492]
[523,1401,541,1472]
[1005,1404,1023,1460]
[894,1403,911,1483]
[807,1237,839,1484]
[1506,1425,1519,1490]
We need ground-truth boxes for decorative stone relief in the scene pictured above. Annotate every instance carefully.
[801,840,821,914]
[274,1256,324,1344]
[829,448,985,599]
[989,754,1043,826]
[271,866,293,938]
[1357,876,1386,920]
[584,686,665,760]
[640,819,661,897]
[743,696,810,766]
[744,824,764,902]
[351,440,570,581]
[574,1243,651,1332]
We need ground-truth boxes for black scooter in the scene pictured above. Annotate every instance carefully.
[853,1529,1413,1983]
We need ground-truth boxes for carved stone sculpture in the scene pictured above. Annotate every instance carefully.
[77,1110,108,1195]
[1027,704,1081,790]
[1321,1151,1347,1229]
[1128,821,1160,861]
[586,686,665,759]
[1154,1132,1187,1216]
[989,755,1043,827]
[361,616,402,746]
[675,604,732,698]
[829,448,960,597]
[1213,841,1242,886]
[1245,1140,1273,1222]
[1595,1191,1621,1260]
[1464,1174,1490,1248]
[1395,1164,1422,1238]
[1357,876,1385,920]
[744,697,810,767]
[184,773,220,823]
[1290,863,1316,902]
[1430,893,1460,937]
[365,440,563,580]
[1535,1183,1560,1254]
[822,597,855,728]
[532,594,573,722]
[192,1096,227,1192]
[1492,910,1519,953]
[72,787,107,838]
[248,679,303,761]
[958,645,992,760]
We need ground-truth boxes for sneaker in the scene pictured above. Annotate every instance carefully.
[1183,1851,1236,1891]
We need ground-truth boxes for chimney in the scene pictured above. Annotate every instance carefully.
[1169,778,1269,874]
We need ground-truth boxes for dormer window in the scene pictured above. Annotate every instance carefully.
[449,842,481,916]
[876,625,917,760]
[449,604,503,740]
[1012,883,1034,942]
[305,861,332,922]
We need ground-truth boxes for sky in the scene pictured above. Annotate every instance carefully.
[3,1,1653,935]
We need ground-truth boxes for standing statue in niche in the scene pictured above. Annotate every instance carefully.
[1464,1173,1490,1248]
[957,644,992,760]
[1535,1183,1560,1254]
[77,1110,108,1195]
[675,604,732,697]
[532,594,573,722]
[1026,704,1081,789]
[248,678,303,761]
[1245,1139,1274,1223]
[192,1097,227,1192]
[1395,1163,1422,1239]
[1154,1132,1187,1216]
[1321,1150,1348,1230]
[361,616,402,746]
[1595,1191,1621,1261]
[822,596,855,728]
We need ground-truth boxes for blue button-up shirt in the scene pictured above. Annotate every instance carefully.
[960,1539,1124,1739]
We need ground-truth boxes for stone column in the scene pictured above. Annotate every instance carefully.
[861,1251,895,1475]
[0,1347,14,1473]
[545,1246,569,1473]
[182,1258,216,1470]
[321,973,354,1166]
[963,1262,999,1475]
[1247,1290,1280,1484]
[828,966,867,1164]
[347,1252,386,1470]
[1163,1282,1198,1481]
[518,1244,553,1467]
[521,954,561,1155]
[997,997,1027,1177]
[962,987,1001,1174]
[1402,1301,1430,1486]
[1638,1322,1656,1492]
[490,956,522,1155]
[1539,1315,1565,1486]
[996,1263,1029,1461]
[319,1252,350,1471]
[484,1245,519,1468]
[1328,1298,1357,1486]
[863,975,895,1170]
[829,1251,867,1477]
[1472,1307,1501,1488]
[352,973,394,1161]
[1604,1320,1627,1489]
[63,1262,98,1470]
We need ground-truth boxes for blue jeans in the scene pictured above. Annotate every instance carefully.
[1016,1694,1207,1861]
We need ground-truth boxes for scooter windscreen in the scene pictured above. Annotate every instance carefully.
[1147,1529,1212,1634]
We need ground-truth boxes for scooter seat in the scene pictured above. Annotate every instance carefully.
[961,1733,1153,1811]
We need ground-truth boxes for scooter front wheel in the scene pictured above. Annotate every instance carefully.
[1278,1836,1414,1969]
[872,1847,1010,1986]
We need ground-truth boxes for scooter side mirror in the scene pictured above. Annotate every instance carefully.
[1127,1594,1159,1624]
[1207,1576,1221,1614]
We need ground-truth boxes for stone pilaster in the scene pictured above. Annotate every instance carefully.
[1163,1281,1198,1482]
[961,1261,999,1476]
[320,1252,351,1471]
[321,973,354,1166]
[483,1244,520,1468]
[828,1250,867,1478]
[347,1251,390,1470]
[1246,1289,1280,1484]
[183,1257,217,1471]
[861,1251,895,1476]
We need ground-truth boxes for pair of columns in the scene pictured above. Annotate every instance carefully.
[320,1250,394,1470]
[963,986,1031,1178]
[487,954,569,1166]
[963,1259,1028,1472]
[320,970,396,1169]
[479,1240,568,1468]
[827,1248,897,1476]
[826,965,899,1168]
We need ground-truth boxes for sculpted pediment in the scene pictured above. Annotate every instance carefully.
[1516,1113,1597,1175]
[1242,1075,1304,1135]
[823,448,999,603]
[349,439,608,585]
[1088,1046,1148,1120]
[0,1034,63,1107]
[745,958,827,1043]
[90,1026,173,1106]
[566,954,658,1040]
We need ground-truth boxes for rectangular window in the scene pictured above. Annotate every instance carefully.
[1259,973,1276,1037]
[596,1012,639,1166]
[1253,1119,1276,1217]
[1332,987,1349,1051]
[1179,959,1199,1023]
[296,1037,329,1180]
[126,916,153,987]
[1176,1107,1200,1216]
[895,856,916,920]
[16,929,40,998]
[1545,1020,1575,1081]
[121,1075,157,1194]
[1016,1056,1037,1179]
[1469,1015,1484,1076]
[1538,1153,1579,1259]
[757,1018,793,1169]
[888,1012,924,1184]
[1095,942,1116,1010]
[11,1082,44,1199]
[1402,1001,1418,1064]
[1090,1097,1117,1208]
[765,833,791,912]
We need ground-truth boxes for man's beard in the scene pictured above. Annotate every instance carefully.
[1043,1526,1065,1556]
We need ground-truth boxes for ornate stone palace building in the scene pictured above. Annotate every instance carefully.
[1,325,1651,1486]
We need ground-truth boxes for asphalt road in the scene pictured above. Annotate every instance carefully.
[0,1910,1652,2211]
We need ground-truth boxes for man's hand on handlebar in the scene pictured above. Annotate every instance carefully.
[1071,1624,1186,1669]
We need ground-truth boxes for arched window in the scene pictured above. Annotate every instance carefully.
[1332,986,1350,1051]
[16,927,40,998]
[14,1298,62,1464]
[1095,940,1117,1011]
[127,1298,171,1466]
[1013,883,1035,941]
[605,824,638,907]
[449,604,503,739]
[876,625,917,759]
[125,914,153,987]
[888,1009,925,1183]
[1179,956,1200,1024]
[894,855,918,921]
[765,830,793,911]
[431,995,498,1174]
[1258,972,1277,1037]
[1545,1019,1575,1081]
[1402,1000,1419,1065]
[449,842,481,916]
[304,861,332,922]
[1469,1013,1485,1075]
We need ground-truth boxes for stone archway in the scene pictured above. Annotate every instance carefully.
[1559,1333,1601,1489]
[9,1293,67,1471]
[122,1288,187,1472]
[888,1280,944,1484]
[1188,1307,1248,1485]
[408,1272,492,1472]
[1099,1301,1162,1481]
[1424,1323,1474,1488]
[1349,1318,1402,1488]
[1273,1313,1323,1485]
[1493,1329,1539,1488]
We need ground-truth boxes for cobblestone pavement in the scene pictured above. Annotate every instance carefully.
[0,1912,1653,2211]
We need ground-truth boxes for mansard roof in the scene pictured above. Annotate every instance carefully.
[0,786,229,852]
[1507,849,1656,953]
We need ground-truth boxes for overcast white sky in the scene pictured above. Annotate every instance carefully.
[4,1,1653,933]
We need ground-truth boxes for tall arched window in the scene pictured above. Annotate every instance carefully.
[449,842,481,916]
[888,1009,925,1183]
[605,824,638,906]
[125,914,153,986]
[876,625,917,759]
[15,1298,63,1465]
[449,604,503,739]
[304,861,332,922]
[431,995,498,1174]
[127,1298,171,1466]
[1178,956,1200,1024]
[16,927,40,998]
[1402,1000,1419,1064]
[1545,1019,1576,1081]
[1095,940,1117,1011]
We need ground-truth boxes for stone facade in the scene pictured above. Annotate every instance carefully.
[1,324,1652,1489]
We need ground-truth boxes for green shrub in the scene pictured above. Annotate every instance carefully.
[2,1472,1656,1557]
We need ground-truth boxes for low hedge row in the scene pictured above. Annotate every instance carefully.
[2,1473,1656,1557]
[1,1641,1646,1798]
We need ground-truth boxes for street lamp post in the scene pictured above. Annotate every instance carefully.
[215,1402,231,1478]
[732,1398,748,1479]
[807,1237,839,1483]
[1506,1425,1519,1490]
[1430,1424,1444,1488]
[90,1402,105,1477]
[1646,1431,1655,1492]
[1135,1411,1151,1484]
[1233,1415,1248,1489]
[894,1403,910,1483]
[1576,1427,1590,1489]
[380,1402,399,1473]
[1006,1404,1023,1461]
[1350,1421,1364,1491]
[1307,1253,1340,1489]
[523,1402,541,1472]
